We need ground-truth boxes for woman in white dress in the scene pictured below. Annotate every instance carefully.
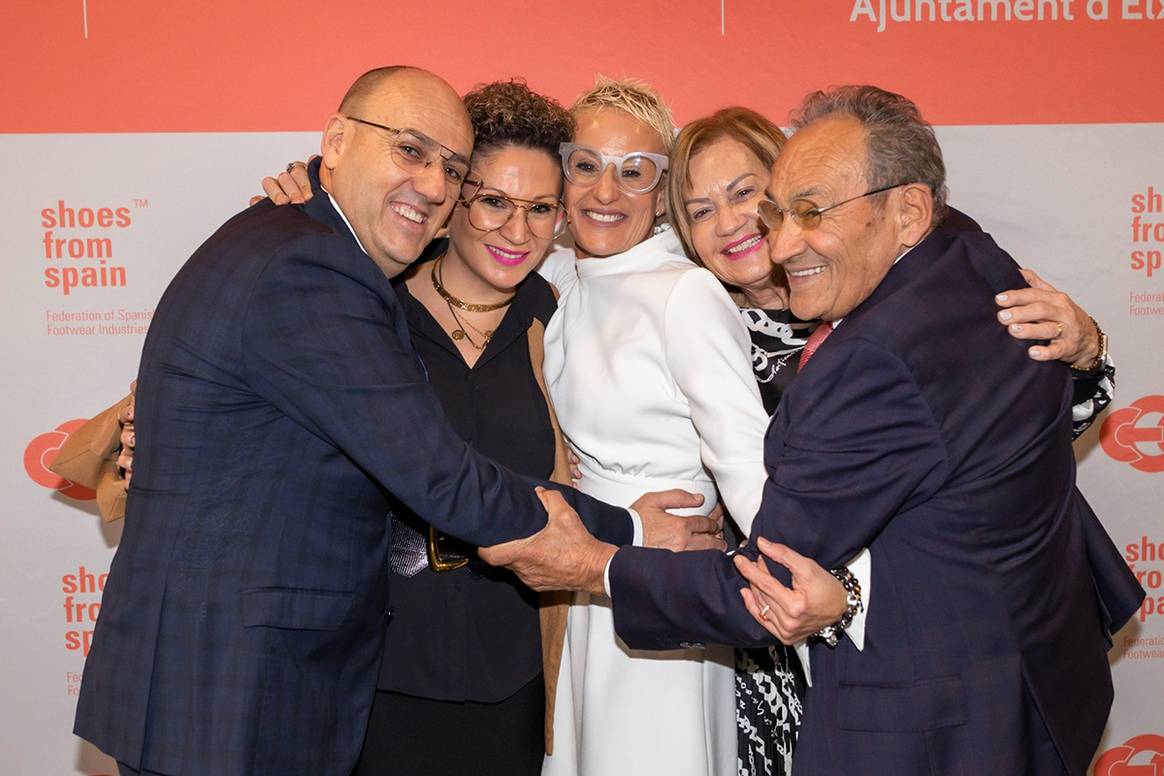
[538,77,788,776]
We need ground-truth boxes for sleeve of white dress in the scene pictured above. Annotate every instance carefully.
[663,268,769,534]
[535,247,578,297]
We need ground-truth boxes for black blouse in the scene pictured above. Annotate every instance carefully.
[378,260,558,703]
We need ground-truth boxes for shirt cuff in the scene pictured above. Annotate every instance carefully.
[845,547,871,651]
[604,509,643,596]
[627,508,643,546]
[604,552,615,597]
[795,546,872,688]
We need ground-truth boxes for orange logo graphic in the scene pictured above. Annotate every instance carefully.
[1094,734,1164,775]
[1101,396,1164,473]
[23,420,96,500]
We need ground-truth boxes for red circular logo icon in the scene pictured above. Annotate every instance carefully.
[1094,733,1164,775]
[1100,396,1164,474]
[23,419,97,500]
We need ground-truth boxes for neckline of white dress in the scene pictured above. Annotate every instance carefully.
[574,225,686,280]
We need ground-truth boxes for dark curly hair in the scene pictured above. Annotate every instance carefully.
[462,79,574,161]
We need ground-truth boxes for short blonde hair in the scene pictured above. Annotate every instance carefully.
[667,107,787,262]
[571,75,676,153]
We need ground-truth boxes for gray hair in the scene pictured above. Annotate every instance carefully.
[790,85,948,224]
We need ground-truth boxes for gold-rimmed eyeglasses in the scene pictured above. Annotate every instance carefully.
[346,116,471,193]
[459,182,568,240]
[758,182,913,232]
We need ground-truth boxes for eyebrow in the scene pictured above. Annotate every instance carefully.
[790,186,823,201]
[477,186,561,202]
[683,173,759,206]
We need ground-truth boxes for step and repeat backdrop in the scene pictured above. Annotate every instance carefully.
[2,1,1161,772]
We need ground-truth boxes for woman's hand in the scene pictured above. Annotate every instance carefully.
[996,268,1100,367]
[249,158,316,206]
[116,382,137,488]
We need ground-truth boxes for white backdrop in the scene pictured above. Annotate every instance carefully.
[2,125,1161,774]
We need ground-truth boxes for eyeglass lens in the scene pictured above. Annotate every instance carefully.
[465,195,565,239]
[563,147,661,193]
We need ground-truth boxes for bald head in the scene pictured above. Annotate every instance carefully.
[319,66,474,277]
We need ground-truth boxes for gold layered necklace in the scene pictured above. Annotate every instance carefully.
[431,257,513,351]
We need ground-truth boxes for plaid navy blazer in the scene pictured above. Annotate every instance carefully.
[74,160,631,775]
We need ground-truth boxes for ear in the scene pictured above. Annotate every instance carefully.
[320,113,349,172]
[653,183,668,220]
[896,183,934,247]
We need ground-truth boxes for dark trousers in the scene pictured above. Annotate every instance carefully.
[352,673,544,776]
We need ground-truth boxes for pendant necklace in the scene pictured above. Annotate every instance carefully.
[431,257,512,350]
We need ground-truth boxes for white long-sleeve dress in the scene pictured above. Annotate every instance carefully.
[538,228,769,776]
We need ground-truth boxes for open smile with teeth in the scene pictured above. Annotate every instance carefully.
[788,265,826,278]
[391,203,427,224]
[724,234,763,257]
[584,210,626,224]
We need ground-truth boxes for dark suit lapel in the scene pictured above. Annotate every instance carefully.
[302,158,362,249]
[299,157,430,378]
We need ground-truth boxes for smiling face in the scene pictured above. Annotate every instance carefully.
[683,136,775,295]
[445,144,563,295]
[565,108,668,258]
[320,69,474,278]
[766,115,912,322]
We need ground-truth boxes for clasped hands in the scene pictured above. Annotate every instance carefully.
[479,487,725,596]
[480,489,849,644]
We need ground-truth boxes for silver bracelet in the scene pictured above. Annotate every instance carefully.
[814,566,863,648]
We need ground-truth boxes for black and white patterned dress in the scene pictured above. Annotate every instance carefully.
[735,307,814,776]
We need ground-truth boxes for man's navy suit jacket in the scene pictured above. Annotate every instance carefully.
[74,164,631,775]
[611,225,1143,775]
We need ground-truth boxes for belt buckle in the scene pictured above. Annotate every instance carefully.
[426,526,469,572]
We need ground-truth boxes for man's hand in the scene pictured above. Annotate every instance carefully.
[996,268,1099,366]
[479,488,615,595]
[733,537,847,644]
[633,490,726,553]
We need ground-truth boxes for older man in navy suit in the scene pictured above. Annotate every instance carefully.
[73,66,719,776]
[485,86,1143,775]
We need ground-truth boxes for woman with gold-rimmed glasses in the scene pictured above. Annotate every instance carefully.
[263,79,579,776]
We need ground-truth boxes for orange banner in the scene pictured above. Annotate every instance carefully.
[4,1,1161,130]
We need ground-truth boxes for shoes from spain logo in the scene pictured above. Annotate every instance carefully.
[41,200,139,296]
[1093,734,1164,775]
[1100,396,1164,473]
[23,420,96,500]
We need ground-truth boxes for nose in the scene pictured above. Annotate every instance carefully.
[766,217,806,267]
[593,164,619,203]
[413,160,448,203]
[500,207,532,245]
[714,203,746,237]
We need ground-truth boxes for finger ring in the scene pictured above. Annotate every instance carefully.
[286,162,300,173]
[1054,322,1064,338]
[759,604,771,618]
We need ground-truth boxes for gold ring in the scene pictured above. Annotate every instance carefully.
[1054,322,1064,338]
